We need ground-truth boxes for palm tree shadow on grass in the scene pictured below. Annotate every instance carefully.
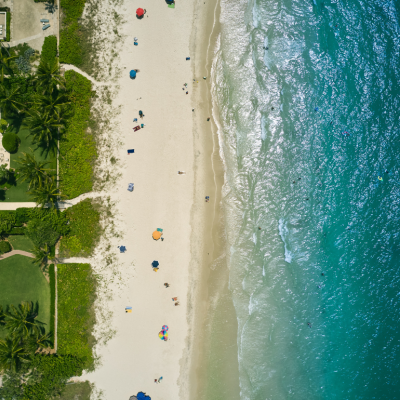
[6,113,25,134]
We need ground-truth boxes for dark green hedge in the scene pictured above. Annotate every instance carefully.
[49,264,55,346]
[0,240,11,254]
[9,227,25,235]
[15,207,31,224]
[0,9,11,42]
[40,35,57,64]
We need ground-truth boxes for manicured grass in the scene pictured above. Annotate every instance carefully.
[57,264,96,370]
[0,117,57,202]
[59,381,92,400]
[59,199,100,257]
[7,235,34,252]
[0,255,50,338]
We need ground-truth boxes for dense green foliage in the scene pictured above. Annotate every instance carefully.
[15,207,31,225]
[60,199,100,257]
[2,132,19,153]
[59,71,96,198]
[48,264,55,346]
[0,354,85,400]
[0,210,15,235]
[57,264,96,370]
[0,240,11,254]
[59,0,86,66]
[40,36,57,64]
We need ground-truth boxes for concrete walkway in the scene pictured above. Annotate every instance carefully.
[60,64,113,87]
[0,192,108,211]
[0,249,34,260]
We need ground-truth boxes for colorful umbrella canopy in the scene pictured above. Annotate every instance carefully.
[152,231,162,240]
[136,8,144,17]
[152,260,159,268]
[159,331,168,340]
[130,70,136,79]
[162,325,169,332]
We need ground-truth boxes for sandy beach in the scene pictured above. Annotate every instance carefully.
[78,0,225,398]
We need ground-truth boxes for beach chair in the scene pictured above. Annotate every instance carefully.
[40,19,50,23]
[127,183,134,192]
[127,149,134,154]
[186,57,190,60]
[42,24,50,30]
[133,125,141,132]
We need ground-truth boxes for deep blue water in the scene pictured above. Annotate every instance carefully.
[212,0,400,398]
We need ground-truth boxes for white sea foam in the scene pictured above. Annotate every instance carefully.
[278,218,293,263]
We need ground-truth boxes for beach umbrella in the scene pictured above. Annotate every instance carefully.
[152,230,162,240]
[162,325,168,332]
[120,245,126,253]
[136,8,144,17]
[159,331,168,340]
[152,260,159,268]
[130,70,137,79]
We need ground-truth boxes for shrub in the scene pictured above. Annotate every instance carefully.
[0,210,15,234]
[26,219,60,248]
[59,71,96,198]
[41,35,57,64]
[59,0,86,66]
[15,207,31,225]
[57,264,96,370]
[23,354,86,399]
[2,132,19,153]
[59,199,100,257]
[0,240,11,254]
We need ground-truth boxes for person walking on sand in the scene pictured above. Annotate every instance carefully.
[164,283,170,288]
[175,302,180,306]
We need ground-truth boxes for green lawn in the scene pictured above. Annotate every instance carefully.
[7,235,35,252]
[0,255,50,338]
[59,381,92,400]
[0,116,57,202]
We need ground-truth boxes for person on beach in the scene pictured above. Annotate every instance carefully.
[158,377,163,383]
[139,110,144,118]
[175,302,180,306]
[164,283,170,288]
[307,322,312,328]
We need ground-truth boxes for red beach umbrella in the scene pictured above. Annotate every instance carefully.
[136,8,144,17]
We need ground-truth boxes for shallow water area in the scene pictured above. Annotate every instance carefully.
[210,0,400,398]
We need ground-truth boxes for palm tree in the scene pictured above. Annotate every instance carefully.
[0,46,17,82]
[36,60,64,95]
[4,302,45,338]
[28,180,66,209]
[0,86,24,114]
[32,244,55,268]
[0,163,12,183]
[0,336,32,372]
[28,330,53,351]
[33,91,71,120]
[25,109,64,148]
[16,151,53,189]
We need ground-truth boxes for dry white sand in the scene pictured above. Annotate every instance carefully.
[79,0,204,399]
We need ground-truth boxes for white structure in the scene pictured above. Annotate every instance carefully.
[0,12,7,40]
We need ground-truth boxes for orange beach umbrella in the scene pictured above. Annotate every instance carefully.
[152,231,162,240]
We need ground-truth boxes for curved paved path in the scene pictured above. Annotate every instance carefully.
[0,250,34,260]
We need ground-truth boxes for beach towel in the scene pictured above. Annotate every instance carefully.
[128,149,135,154]
[168,3,175,8]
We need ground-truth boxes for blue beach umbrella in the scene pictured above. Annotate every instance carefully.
[152,260,159,268]
[130,70,137,79]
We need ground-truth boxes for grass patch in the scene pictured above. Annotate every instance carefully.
[49,264,55,346]
[59,381,92,400]
[59,199,100,257]
[59,71,97,199]
[0,115,57,202]
[57,264,96,370]
[0,255,50,339]
[7,235,34,252]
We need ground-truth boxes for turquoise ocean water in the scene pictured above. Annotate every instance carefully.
[212,0,400,398]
